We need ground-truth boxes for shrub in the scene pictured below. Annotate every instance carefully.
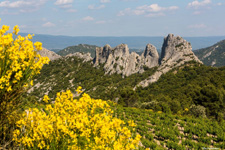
[140,101,161,111]
[13,89,141,149]
[0,23,49,147]
[189,105,206,118]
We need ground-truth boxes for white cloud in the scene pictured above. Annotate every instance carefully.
[118,4,178,17]
[118,8,131,16]
[0,0,47,12]
[188,23,207,29]
[217,3,222,6]
[88,4,105,10]
[82,16,94,21]
[67,9,77,13]
[54,0,73,5]
[100,0,110,3]
[54,0,75,12]
[137,4,161,12]
[0,0,46,8]
[0,1,22,8]
[136,4,178,12]
[42,22,56,27]
[187,0,211,9]
[0,1,31,8]
[133,9,145,15]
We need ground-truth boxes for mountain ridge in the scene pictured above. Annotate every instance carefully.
[93,34,202,87]
[194,39,225,67]
[57,44,99,57]
[19,33,225,50]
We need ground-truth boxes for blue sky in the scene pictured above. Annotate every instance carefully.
[0,0,224,36]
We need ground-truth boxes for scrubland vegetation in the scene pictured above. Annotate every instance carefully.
[30,56,225,120]
[27,55,225,149]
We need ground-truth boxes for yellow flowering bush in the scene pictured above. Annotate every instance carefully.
[13,89,141,149]
[0,22,49,147]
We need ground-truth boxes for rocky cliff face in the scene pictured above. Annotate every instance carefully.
[141,44,159,68]
[138,34,202,87]
[38,48,61,61]
[94,43,159,76]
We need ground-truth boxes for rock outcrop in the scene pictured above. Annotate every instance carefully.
[138,34,202,87]
[141,44,159,68]
[94,34,202,87]
[38,48,61,61]
[94,44,159,76]
[66,52,93,62]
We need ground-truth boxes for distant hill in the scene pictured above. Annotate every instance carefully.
[194,39,225,67]
[19,33,225,51]
[57,44,99,57]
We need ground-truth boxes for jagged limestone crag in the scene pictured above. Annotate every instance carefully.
[94,34,202,87]
[141,44,159,68]
[138,34,202,87]
[94,43,159,76]
[38,48,61,61]
[66,52,93,62]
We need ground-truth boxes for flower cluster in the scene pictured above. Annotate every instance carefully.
[13,89,141,149]
[0,24,49,92]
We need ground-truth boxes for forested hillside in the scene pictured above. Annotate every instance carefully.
[136,63,225,119]
[194,39,225,67]
[28,56,225,120]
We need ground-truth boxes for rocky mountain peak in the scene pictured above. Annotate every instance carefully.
[94,34,202,87]
[160,34,192,63]
[143,44,158,58]
[138,34,202,87]
[104,44,111,49]
[142,44,159,68]
[94,43,159,76]
[102,44,112,58]
[94,45,111,65]
[113,44,129,57]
